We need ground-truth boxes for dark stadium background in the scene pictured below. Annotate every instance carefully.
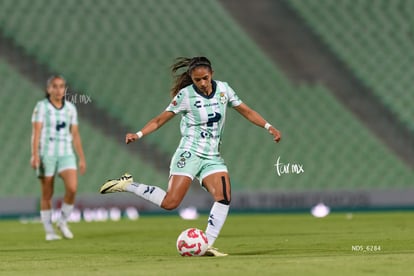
[0,0,413,218]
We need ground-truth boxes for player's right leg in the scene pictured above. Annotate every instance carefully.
[38,156,61,241]
[201,171,231,257]
[40,176,61,241]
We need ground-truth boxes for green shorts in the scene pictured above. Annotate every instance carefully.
[169,149,228,182]
[37,155,77,178]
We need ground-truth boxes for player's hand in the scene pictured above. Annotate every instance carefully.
[125,133,139,144]
[78,158,86,175]
[269,127,281,143]
[30,154,40,169]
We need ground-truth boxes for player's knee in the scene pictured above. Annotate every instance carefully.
[64,192,76,203]
[66,185,77,195]
[161,198,181,210]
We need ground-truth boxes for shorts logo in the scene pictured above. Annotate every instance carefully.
[180,151,191,158]
[177,158,186,168]
[177,151,191,168]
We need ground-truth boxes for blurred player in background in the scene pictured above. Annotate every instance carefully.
[31,75,86,241]
[100,57,281,256]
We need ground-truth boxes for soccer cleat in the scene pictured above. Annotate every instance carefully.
[100,173,133,194]
[57,222,74,239]
[204,247,228,257]
[45,232,62,241]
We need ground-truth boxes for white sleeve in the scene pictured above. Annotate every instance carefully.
[31,101,45,123]
[165,89,188,114]
[70,103,79,125]
[225,83,242,107]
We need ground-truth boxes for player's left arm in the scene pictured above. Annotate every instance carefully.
[71,125,87,175]
[234,103,281,143]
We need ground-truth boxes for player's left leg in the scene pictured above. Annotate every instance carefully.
[60,169,77,205]
[201,171,231,256]
[100,149,200,209]
[57,156,78,239]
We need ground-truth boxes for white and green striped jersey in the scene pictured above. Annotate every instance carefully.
[31,99,78,156]
[166,80,242,158]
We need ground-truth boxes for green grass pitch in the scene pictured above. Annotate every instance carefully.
[1,212,413,275]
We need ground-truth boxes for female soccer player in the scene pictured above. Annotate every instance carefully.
[100,57,281,256]
[31,75,86,241]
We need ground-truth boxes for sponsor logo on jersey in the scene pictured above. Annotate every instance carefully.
[200,131,209,138]
[203,102,219,107]
[194,100,219,108]
[194,100,202,108]
[200,132,220,139]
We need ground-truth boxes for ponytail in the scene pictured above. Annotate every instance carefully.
[170,56,212,97]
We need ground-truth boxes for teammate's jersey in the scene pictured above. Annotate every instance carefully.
[166,80,242,157]
[31,98,78,156]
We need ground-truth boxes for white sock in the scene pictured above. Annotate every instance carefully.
[205,202,230,246]
[40,209,55,234]
[60,202,74,224]
[126,182,166,207]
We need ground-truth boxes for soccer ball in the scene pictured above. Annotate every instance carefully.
[176,228,208,256]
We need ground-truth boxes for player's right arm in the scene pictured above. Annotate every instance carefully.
[125,111,175,144]
[31,122,42,169]
[31,102,45,169]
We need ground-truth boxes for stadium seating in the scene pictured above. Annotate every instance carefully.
[0,0,412,197]
[288,0,414,132]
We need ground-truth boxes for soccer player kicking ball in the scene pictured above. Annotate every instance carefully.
[31,75,86,241]
[100,57,281,256]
